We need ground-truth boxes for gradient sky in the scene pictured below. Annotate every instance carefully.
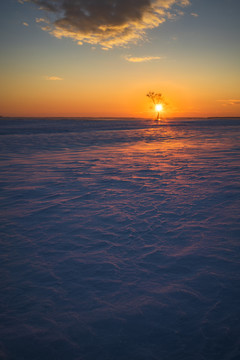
[0,0,239,117]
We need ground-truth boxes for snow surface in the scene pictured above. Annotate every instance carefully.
[0,117,240,360]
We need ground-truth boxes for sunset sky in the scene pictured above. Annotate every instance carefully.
[0,0,239,117]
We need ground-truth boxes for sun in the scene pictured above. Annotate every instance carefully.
[155,104,163,112]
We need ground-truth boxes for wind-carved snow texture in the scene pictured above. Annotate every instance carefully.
[0,118,240,360]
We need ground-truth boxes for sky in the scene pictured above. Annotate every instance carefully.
[0,0,239,118]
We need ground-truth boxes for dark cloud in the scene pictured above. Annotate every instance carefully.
[23,0,190,48]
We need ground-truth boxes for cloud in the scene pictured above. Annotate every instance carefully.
[22,0,190,48]
[217,99,240,106]
[45,76,63,81]
[36,17,48,23]
[125,55,162,62]
[191,12,198,17]
[22,22,29,26]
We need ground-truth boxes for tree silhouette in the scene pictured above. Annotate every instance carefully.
[146,91,165,120]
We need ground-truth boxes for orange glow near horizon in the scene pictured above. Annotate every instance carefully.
[0,56,240,118]
[1,82,240,118]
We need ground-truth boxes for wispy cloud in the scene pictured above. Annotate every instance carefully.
[125,55,162,63]
[45,76,63,81]
[22,22,29,27]
[21,0,190,49]
[191,13,199,17]
[217,99,240,106]
[36,17,48,23]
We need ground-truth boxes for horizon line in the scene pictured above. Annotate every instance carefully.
[1,116,240,120]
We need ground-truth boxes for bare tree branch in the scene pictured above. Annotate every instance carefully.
[146,91,164,105]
